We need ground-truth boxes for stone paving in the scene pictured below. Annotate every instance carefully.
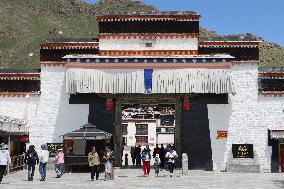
[1,168,284,189]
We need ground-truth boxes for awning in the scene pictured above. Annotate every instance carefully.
[66,68,234,94]
[63,124,112,140]
[269,126,284,139]
[152,69,234,94]
[0,116,28,133]
[66,69,145,94]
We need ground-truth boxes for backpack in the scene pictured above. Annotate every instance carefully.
[27,151,37,164]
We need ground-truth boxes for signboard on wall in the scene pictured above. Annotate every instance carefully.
[216,131,227,139]
[47,143,63,157]
[232,144,254,158]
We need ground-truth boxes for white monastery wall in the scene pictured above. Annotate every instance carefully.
[27,66,89,148]
[99,38,198,51]
[0,96,39,132]
[224,64,263,172]
[0,66,89,149]
[256,95,284,171]
[220,64,283,173]
[208,104,231,172]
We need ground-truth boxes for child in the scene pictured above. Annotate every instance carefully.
[154,154,161,176]
[53,148,64,178]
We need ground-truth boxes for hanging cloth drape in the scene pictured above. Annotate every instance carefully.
[152,69,234,94]
[66,68,234,94]
[66,69,145,94]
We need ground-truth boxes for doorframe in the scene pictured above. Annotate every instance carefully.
[113,95,182,167]
[279,141,284,172]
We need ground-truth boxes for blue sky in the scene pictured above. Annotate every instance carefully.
[85,0,284,46]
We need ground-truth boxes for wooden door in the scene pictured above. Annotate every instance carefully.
[280,144,284,172]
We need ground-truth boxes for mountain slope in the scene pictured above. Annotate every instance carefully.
[0,0,283,69]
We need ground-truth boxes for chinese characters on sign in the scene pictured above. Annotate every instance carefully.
[216,131,227,139]
[232,144,254,158]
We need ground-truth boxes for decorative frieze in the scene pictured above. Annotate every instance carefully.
[99,50,198,56]
[64,54,234,64]
[41,42,99,49]
[0,73,40,80]
[0,92,40,97]
[40,61,66,67]
[98,33,198,39]
[199,41,260,48]
[96,13,200,22]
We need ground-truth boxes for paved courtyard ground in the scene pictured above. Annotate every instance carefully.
[1,168,284,189]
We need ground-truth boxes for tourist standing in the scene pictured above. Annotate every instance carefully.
[130,146,136,166]
[25,145,39,181]
[53,147,64,178]
[103,146,114,180]
[88,146,100,181]
[159,144,165,169]
[0,143,11,184]
[135,145,141,166]
[153,144,160,158]
[165,145,178,177]
[38,144,49,181]
[141,145,151,177]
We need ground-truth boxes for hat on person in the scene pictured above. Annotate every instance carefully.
[29,145,35,149]
[0,143,5,150]
[41,144,48,150]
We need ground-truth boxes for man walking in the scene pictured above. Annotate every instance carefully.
[25,145,39,181]
[0,143,10,184]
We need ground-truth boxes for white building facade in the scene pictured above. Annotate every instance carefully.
[0,11,283,172]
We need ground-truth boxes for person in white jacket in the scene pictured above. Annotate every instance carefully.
[38,144,49,181]
[0,143,11,183]
[165,145,178,178]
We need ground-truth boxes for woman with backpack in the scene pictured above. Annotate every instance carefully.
[141,145,151,177]
[25,145,39,181]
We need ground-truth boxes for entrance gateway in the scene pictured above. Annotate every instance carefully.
[65,11,234,170]
[70,93,228,170]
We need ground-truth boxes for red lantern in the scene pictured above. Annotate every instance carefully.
[183,100,190,111]
[20,134,29,143]
[106,99,113,111]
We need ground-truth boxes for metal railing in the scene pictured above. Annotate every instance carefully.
[7,154,26,174]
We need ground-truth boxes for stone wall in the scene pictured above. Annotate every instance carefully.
[221,64,284,173]
[29,66,89,147]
